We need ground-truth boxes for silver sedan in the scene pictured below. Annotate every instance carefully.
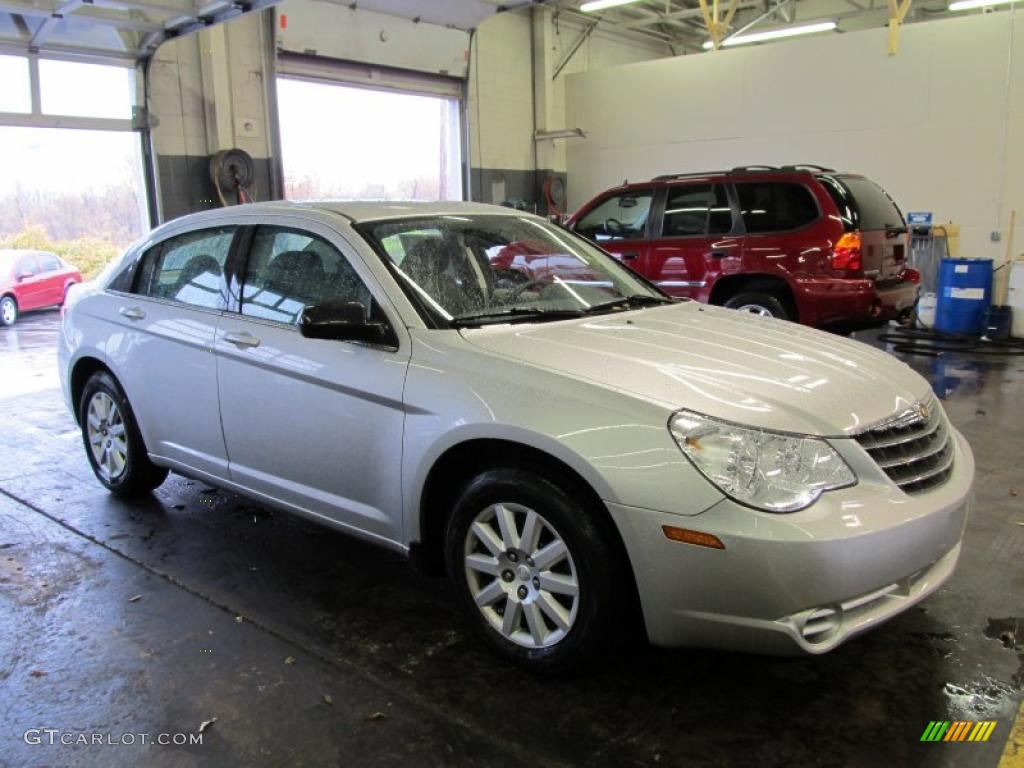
[59,201,973,672]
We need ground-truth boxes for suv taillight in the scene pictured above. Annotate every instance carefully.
[831,232,862,272]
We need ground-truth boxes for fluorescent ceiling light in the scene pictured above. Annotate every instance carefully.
[948,0,1020,10]
[581,0,643,12]
[702,20,837,49]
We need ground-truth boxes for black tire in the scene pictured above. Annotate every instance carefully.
[445,467,628,674]
[1,295,18,327]
[79,371,168,497]
[724,290,791,320]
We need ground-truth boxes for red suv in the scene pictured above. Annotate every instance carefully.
[567,165,918,327]
[0,250,82,327]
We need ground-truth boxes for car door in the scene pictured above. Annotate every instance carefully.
[36,253,66,305]
[571,188,654,274]
[14,254,46,310]
[111,225,237,478]
[215,220,411,544]
[644,182,740,300]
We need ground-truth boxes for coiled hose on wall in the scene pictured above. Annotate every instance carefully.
[877,326,1024,357]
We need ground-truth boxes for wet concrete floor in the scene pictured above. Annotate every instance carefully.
[0,309,1021,767]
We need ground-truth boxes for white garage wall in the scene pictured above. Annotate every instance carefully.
[566,12,1024,263]
[469,9,669,205]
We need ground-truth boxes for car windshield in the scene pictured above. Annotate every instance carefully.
[357,214,670,327]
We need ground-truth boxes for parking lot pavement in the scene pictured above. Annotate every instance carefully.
[1,310,1021,768]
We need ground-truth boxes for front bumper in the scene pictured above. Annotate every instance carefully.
[608,429,973,654]
[794,276,918,327]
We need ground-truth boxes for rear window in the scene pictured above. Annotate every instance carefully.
[834,176,905,231]
[736,182,819,233]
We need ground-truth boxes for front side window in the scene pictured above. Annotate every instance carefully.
[135,227,234,310]
[241,227,374,325]
[17,254,38,277]
[661,184,733,237]
[574,190,654,241]
[359,214,669,326]
[736,182,819,234]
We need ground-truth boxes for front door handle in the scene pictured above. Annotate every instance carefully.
[710,250,731,258]
[223,331,261,349]
[620,252,640,261]
[119,306,146,320]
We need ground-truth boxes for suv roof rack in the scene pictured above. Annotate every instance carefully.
[778,164,837,173]
[650,164,839,182]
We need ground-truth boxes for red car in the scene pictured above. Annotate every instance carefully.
[567,165,919,328]
[0,249,82,327]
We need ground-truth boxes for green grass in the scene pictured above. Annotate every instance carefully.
[0,224,125,280]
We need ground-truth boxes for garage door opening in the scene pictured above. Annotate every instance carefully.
[276,76,463,201]
[0,56,148,280]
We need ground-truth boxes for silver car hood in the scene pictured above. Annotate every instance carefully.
[460,302,931,437]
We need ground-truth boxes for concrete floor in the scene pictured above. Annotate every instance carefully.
[1,308,1021,768]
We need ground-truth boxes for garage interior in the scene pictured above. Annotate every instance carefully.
[1,0,1023,765]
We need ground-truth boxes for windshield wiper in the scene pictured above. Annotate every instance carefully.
[581,294,676,314]
[450,307,585,328]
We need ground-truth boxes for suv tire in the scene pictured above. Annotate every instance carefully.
[724,291,791,320]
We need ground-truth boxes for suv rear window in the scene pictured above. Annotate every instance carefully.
[736,182,818,233]
[833,176,905,231]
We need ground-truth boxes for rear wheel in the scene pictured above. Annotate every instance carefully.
[1,295,17,326]
[724,290,791,320]
[445,467,627,674]
[80,371,168,497]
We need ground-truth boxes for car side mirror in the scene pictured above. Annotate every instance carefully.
[299,300,396,346]
[16,270,33,281]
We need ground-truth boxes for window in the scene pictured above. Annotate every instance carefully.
[736,183,819,233]
[661,184,733,237]
[0,55,30,113]
[241,227,373,325]
[39,59,134,119]
[17,254,38,277]
[575,191,654,241]
[39,253,61,272]
[836,176,905,231]
[135,227,234,311]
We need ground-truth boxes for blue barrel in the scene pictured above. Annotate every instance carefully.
[936,258,993,335]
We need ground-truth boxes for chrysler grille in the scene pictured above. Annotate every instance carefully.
[856,399,954,494]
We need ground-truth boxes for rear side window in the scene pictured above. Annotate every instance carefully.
[736,182,819,233]
[134,227,235,311]
[39,254,61,271]
[574,190,654,241]
[661,183,733,237]
[816,175,856,231]
[836,176,905,231]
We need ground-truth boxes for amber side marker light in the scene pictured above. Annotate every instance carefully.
[662,525,725,549]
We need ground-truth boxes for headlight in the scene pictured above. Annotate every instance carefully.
[669,411,855,513]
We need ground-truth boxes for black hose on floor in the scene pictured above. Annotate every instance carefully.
[877,326,1024,357]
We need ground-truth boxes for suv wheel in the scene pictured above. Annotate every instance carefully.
[724,291,791,320]
[80,371,169,496]
[1,295,17,326]
[445,467,625,674]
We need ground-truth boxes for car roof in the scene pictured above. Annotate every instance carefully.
[167,200,529,227]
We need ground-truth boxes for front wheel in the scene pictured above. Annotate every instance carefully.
[724,290,791,320]
[445,467,628,674]
[79,371,169,497]
[1,295,18,326]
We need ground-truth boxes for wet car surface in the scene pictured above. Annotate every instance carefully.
[1,309,1021,767]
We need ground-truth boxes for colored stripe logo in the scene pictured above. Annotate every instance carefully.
[921,721,998,742]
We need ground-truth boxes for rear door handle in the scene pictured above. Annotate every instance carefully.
[620,252,640,261]
[119,306,146,320]
[223,330,261,348]
[710,250,731,258]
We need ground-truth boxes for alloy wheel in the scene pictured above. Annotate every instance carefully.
[735,303,774,317]
[86,392,128,481]
[463,502,580,649]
